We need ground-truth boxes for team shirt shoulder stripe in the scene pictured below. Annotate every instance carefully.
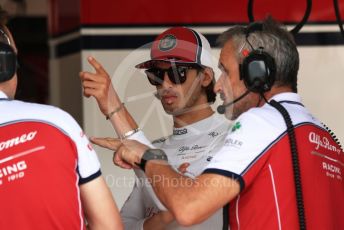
[203,168,245,191]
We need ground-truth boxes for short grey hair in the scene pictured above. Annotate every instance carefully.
[217,16,299,92]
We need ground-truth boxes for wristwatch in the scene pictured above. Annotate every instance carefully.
[137,148,168,172]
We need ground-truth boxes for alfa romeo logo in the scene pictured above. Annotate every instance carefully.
[158,34,177,51]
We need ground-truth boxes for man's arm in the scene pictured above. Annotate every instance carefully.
[80,176,123,230]
[145,162,240,226]
[80,56,138,138]
[91,138,240,227]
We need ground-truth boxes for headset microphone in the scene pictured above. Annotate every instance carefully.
[217,89,250,114]
[217,80,262,114]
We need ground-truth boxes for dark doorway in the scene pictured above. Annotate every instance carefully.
[8,16,49,104]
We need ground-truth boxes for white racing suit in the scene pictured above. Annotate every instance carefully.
[122,113,231,229]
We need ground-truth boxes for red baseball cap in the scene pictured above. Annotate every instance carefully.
[135,27,213,69]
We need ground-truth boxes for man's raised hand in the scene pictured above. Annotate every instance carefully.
[79,56,121,116]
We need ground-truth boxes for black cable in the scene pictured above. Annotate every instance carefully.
[322,123,343,152]
[291,0,312,35]
[222,203,230,230]
[269,100,306,230]
[247,0,255,23]
[334,0,344,40]
[247,0,312,36]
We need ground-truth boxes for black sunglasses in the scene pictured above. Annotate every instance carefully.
[145,65,202,86]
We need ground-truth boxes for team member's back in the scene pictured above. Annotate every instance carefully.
[0,98,100,228]
[0,5,122,229]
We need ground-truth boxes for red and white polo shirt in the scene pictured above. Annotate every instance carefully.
[204,92,344,230]
[0,91,101,229]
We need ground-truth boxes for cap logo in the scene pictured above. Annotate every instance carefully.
[158,34,177,51]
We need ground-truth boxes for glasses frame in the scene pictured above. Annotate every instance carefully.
[145,64,203,86]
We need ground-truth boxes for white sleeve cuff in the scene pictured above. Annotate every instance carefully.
[128,130,154,148]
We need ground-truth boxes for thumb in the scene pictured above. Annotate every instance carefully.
[178,162,190,174]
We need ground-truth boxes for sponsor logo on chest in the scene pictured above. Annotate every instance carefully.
[231,122,242,133]
[208,131,219,138]
[173,128,187,135]
[224,138,243,149]
[178,144,206,154]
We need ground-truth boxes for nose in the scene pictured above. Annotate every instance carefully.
[161,71,173,88]
[214,74,224,94]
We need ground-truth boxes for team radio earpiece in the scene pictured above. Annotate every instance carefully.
[0,29,17,83]
[240,22,276,93]
[217,22,277,114]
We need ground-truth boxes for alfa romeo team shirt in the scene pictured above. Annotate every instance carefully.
[0,91,101,229]
[204,92,344,230]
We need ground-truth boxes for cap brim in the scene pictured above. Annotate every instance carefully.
[135,59,198,69]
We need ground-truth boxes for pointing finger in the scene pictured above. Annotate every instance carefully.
[90,137,122,151]
[87,56,106,74]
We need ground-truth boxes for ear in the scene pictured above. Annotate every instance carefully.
[200,67,214,87]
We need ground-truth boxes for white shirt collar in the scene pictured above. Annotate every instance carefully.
[172,113,226,139]
[269,92,302,104]
[0,90,8,99]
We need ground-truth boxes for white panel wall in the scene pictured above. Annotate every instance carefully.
[298,46,344,138]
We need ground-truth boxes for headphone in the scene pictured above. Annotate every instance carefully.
[239,22,276,93]
[0,29,17,83]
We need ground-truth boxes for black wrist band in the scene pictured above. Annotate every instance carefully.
[137,149,168,172]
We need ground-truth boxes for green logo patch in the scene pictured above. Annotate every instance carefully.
[231,122,241,132]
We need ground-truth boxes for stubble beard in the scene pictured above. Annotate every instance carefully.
[225,98,252,120]
[163,93,203,116]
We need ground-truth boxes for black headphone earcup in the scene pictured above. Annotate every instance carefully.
[241,50,276,93]
[239,63,244,80]
[0,42,17,83]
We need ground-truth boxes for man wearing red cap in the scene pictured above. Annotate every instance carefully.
[80,27,231,229]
